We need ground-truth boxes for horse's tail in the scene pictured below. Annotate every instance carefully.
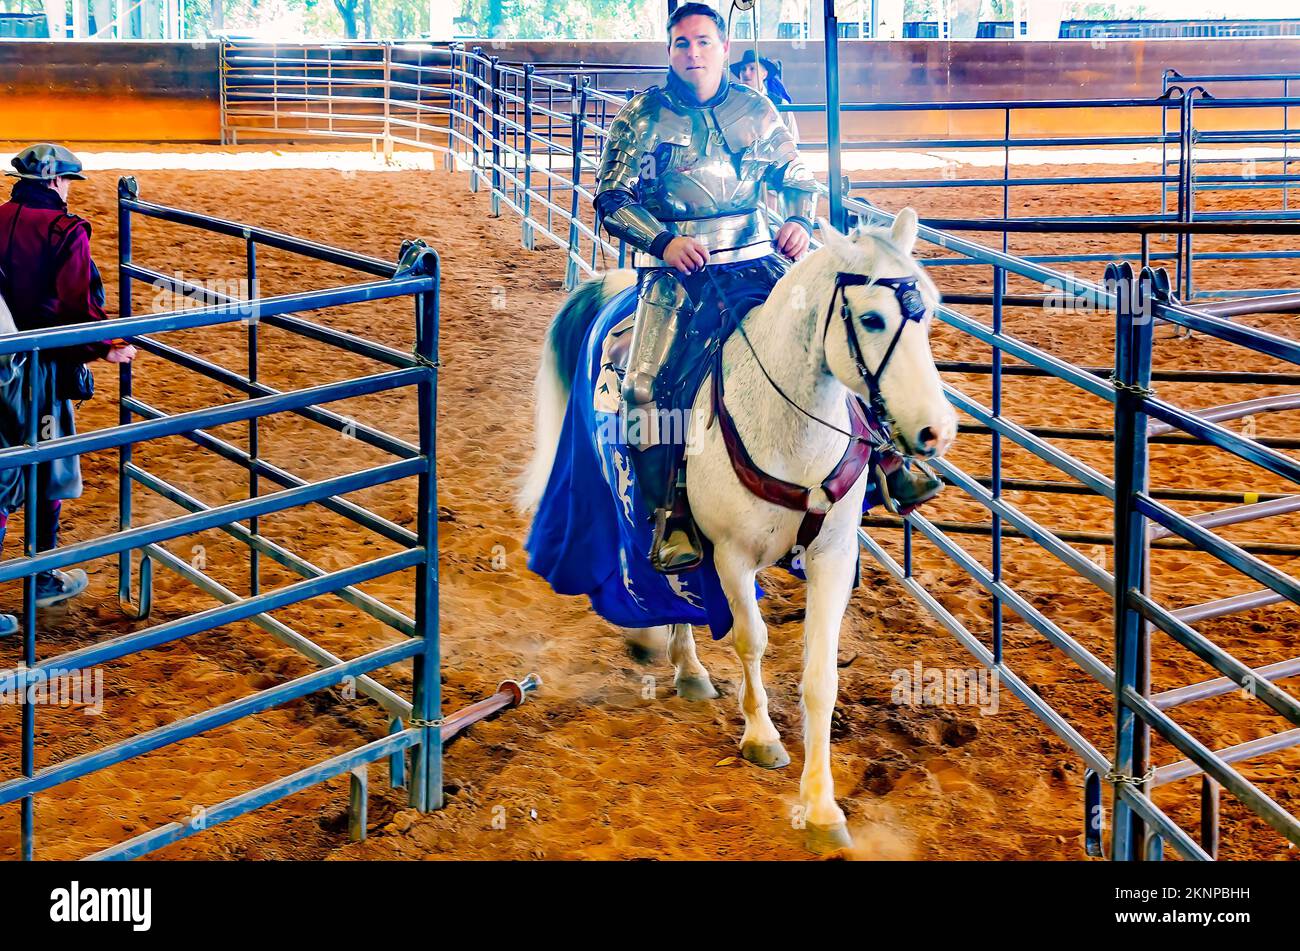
[517,270,636,514]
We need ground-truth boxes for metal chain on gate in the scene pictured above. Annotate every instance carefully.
[1104,764,1157,786]
[1106,374,1155,398]
[408,717,446,729]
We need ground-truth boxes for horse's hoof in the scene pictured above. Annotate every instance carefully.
[805,822,853,855]
[741,739,791,769]
[675,674,719,702]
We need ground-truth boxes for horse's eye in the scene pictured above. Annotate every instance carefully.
[858,311,886,332]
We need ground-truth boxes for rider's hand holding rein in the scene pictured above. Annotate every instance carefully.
[774,220,811,261]
[663,235,710,274]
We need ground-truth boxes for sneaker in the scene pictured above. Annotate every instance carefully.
[0,613,16,638]
[34,568,89,609]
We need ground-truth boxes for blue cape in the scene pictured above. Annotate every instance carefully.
[525,286,752,638]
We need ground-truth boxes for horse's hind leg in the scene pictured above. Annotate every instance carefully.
[624,626,668,663]
[715,549,789,768]
[669,624,718,701]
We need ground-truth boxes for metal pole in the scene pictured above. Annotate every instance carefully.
[470,47,483,193]
[411,249,442,813]
[383,42,393,160]
[991,265,1004,663]
[490,57,502,218]
[564,75,586,291]
[1182,90,1200,300]
[219,39,228,146]
[823,0,845,232]
[247,238,260,597]
[522,64,535,250]
[117,177,136,616]
[1109,262,1155,862]
[20,348,40,860]
[1285,78,1291,213]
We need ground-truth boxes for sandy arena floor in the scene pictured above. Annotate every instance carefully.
[0,153,1296,861]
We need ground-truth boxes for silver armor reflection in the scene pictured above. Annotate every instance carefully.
[595,80,818,447]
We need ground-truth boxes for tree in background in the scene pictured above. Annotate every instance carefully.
[457,0,661,39]
[1061,1,1150,17]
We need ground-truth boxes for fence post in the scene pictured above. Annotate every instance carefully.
[219,40,229,145]
[469,46,483,194]
[522,64,535,250]
[20,348,39,860]
[1174,89,1199,303]
[564,75,587,291]
[246,236,261,597]
[382,41,393,160]
[489,56,502,218]
[410,246,443,814]
[117,176,136,613]
[1109,261,1156,862]
[1182,88,1206,301]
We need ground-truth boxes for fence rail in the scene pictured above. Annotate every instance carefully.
[0,174,537,861]
[219,40,1300,862]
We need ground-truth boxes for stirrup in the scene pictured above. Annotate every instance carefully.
[650,508,704,575]
[877,460,943,516]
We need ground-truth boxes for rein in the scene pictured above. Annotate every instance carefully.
[699,259,930,546]
[705,265,927,449]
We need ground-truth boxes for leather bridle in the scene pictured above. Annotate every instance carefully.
[823,272,930,445]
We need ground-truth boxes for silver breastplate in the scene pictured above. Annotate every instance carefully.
[638,109,766,221]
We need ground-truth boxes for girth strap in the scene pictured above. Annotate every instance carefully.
[710,346,876,550]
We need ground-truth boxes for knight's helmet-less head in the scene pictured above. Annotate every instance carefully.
[6,144,87,182]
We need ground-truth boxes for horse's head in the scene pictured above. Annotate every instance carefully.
[815,210,956,460]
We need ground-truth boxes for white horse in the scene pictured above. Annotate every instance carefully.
[520,211,956,852]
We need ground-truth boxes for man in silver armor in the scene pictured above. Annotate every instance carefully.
[594,3,935,574]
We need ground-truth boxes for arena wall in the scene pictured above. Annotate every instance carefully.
[0,40,219,142]
[0,37,1297,143]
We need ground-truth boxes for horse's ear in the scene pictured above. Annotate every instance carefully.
[817,217,856,260]
[891,207,919,257]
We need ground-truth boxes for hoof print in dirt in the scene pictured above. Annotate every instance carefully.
[939,719,979,748]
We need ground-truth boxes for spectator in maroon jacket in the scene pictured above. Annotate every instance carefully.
[0,144,136,637]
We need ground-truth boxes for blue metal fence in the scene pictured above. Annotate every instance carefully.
[851,202,1300,860]
[219,42,1300,860]
[1,177,459,860]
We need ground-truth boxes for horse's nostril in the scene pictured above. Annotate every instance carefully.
[918,426,938,450]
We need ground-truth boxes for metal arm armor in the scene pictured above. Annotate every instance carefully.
[773,160,820,228]
[594,92,669,254]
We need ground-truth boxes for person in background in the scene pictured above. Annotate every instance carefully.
[731,48,799,143]
[0,143,137,637]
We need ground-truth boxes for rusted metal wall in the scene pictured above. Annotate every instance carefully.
[492,37,1300,102]
[0,41,219,142]
[490,38,1300,141]
[0,37,1298,143]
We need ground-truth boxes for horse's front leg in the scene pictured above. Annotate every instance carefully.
[799,531,858,853]
[714,547,789,769]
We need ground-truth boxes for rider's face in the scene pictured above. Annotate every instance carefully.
[668,16,728,101]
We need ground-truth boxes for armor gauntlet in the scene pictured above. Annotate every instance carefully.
[748,103,818,233]
[773,161,820,232]
[594,103,671,256]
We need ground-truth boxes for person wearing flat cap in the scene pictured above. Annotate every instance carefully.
[731,49,799,143]
[0,144,137,636]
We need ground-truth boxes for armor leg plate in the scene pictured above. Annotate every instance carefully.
[622,269,691,450]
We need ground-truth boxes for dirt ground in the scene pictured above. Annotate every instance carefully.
[0,155,1296,861]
